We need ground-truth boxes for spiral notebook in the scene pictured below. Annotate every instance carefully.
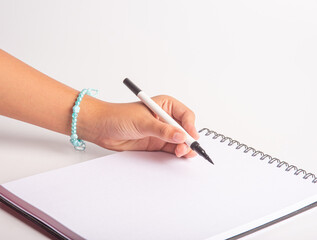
[1,128,317,240]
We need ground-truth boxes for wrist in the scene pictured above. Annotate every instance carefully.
[76,95,108,145]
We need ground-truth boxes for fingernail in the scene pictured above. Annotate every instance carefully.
[175,146,186,158]
[173,132,185,142]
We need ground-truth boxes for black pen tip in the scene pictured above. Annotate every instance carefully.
[190,141,214,165]
[205,155,214,165]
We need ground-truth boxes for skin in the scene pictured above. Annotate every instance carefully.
[0,49,199,158]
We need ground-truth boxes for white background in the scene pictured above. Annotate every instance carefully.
[0,0,317,239]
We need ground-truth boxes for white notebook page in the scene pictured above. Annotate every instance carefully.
[2,132,317,239]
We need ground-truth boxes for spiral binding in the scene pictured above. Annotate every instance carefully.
[199,128,317,184]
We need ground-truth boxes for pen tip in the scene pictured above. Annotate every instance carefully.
[190,141,214,165]
[205,155,214,165]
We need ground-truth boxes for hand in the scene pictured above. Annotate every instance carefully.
[80,95,200,158]
[0,50,198,157]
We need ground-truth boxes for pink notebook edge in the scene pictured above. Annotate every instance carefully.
[0,185,84,240]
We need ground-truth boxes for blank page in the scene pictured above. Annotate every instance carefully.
[1,131,317,239]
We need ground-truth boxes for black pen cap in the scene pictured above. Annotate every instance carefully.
[123,78,142,95]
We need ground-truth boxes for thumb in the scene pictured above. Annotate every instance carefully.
[149,120,187,144]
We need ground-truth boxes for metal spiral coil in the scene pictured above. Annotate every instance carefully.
[199,128,317,184]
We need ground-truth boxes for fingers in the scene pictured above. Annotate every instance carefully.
[155,96,200,140]
[180,111,200,140]
[141,95,200,159]
[161,143,197,159]
[183,149,198,158]
[145,119,188,144]
[175,143,190,157]
[175,143,198,158]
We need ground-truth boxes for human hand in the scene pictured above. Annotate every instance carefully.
[0,50,198,157]
[79,95,200,158]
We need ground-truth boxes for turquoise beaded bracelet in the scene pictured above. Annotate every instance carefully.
[70,88,98,151]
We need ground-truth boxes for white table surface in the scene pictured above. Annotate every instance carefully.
[1,0,317,239]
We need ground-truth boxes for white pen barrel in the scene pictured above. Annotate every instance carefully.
[137,91,195,146]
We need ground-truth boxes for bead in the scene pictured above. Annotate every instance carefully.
[75,143,86,151]
[71,134,78,140]
[70,88,98,151]
[73,105,80,113]
[73,140,79,147]
[88,89,98,96]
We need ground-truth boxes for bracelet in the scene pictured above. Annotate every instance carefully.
[70,88,98,151]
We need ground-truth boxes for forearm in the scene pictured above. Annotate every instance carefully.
[0,49,198,158]
[0,49,100,141]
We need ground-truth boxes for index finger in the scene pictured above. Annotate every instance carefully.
[167,97,200,140]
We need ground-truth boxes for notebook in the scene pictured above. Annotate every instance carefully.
[0,128,317,240]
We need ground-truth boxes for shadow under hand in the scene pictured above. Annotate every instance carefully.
[0,129,112,158]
